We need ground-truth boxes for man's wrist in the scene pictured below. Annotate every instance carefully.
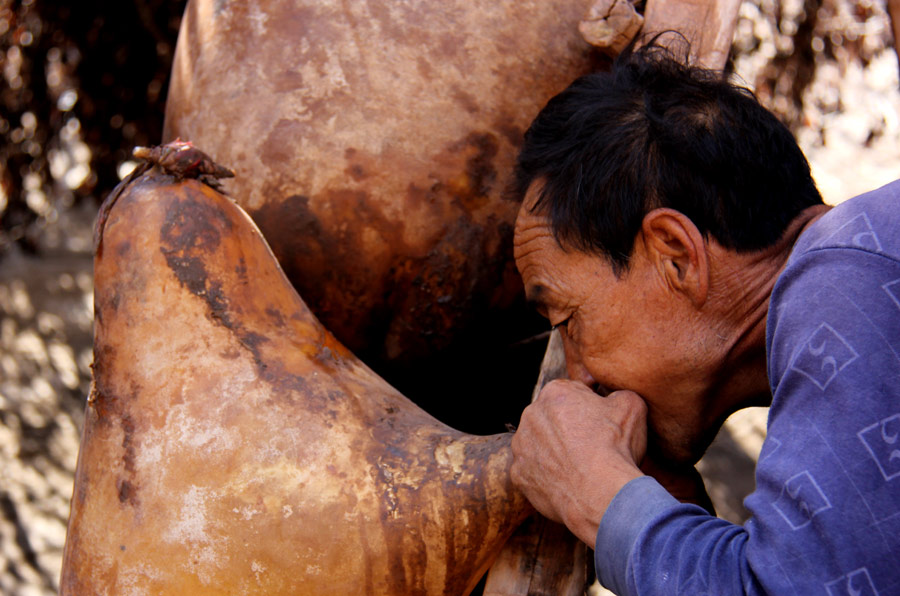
[564,465,644,545]
[594,476,681,596]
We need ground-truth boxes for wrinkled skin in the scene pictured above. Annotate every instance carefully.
[509,183,831,543]
[60,168,532,595]
[163,0,605,424]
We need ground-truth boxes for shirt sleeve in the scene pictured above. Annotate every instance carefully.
[595,476,765,596]
[595,244,900,595]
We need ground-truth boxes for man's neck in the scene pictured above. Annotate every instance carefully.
[704,204,833,423]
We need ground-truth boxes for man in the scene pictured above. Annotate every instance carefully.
[509,41,900,595]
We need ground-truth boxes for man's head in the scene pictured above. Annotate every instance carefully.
[514,41,823,276]
[513,42,824,463]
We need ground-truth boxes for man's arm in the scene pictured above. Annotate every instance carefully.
[510,380,763,595]
[513,242,900,596]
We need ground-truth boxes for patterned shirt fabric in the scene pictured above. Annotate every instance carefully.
[594,179,900,596]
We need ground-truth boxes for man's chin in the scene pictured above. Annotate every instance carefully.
[646,427,715,467]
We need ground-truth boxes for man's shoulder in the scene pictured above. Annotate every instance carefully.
[753,184,900,596]
[766,180,900,391]
[790,179,900,262]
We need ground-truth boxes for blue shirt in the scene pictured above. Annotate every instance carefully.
[595,180,900,595]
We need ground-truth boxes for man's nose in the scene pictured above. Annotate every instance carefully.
[566,359,598,388]
[562,339,598,388]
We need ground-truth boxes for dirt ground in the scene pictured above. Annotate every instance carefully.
[0,205,93,596]
[2,2,899,594]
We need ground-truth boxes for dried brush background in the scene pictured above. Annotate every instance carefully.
[1,0,898,593]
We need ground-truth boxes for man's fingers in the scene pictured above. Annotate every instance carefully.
[536,378,597,403]
[605,389,649,450]
[535,381,648,431]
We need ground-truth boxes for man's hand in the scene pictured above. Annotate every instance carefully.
[510,379,647,545]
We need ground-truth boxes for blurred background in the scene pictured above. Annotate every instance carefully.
[1,0,898,593]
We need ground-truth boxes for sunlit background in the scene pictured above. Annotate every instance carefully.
[1,0,899,594]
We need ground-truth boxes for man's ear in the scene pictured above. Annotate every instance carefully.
[640,208,709,307]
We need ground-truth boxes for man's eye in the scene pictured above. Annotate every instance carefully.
[551,318,570,331]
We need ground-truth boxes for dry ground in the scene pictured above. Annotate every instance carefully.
[2,2,899,594]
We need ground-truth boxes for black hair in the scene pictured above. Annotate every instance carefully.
[513,38,824,274]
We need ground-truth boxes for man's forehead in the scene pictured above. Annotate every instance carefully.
[513,208,556,270]
[513,209,570,312]
[513,185,556,247]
